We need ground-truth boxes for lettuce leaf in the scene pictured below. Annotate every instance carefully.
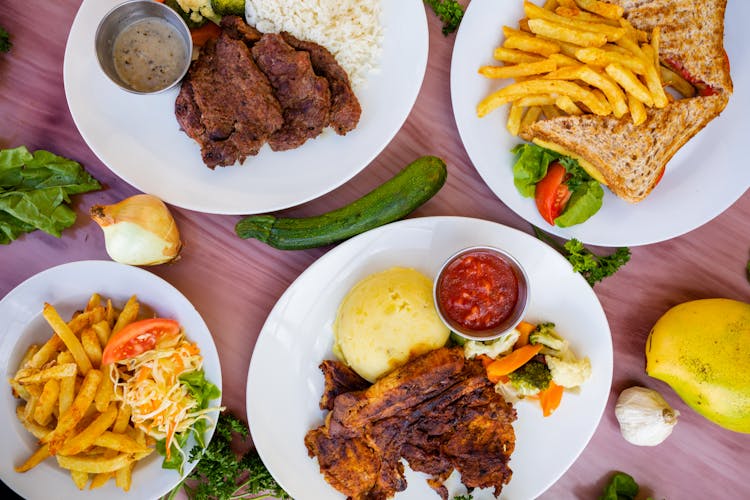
[0,146,100,243]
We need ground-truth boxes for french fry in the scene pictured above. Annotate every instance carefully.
[17,363,77,384]
[503,27,561,56]
[524,2,625,41]
[507,101,526,136]
[94,369,115,413]
[26,335,64,370]
[9,378,31,401]
[81,328,103,368]
[57,453,136,474]
[479,59,557,79]
[92,320,112,347]
[94,431,151,454]
[516,94,557,107]
[68,308,105,335]
[70,470,90,490]
[86,293,101,312]
[574,46,646,74]
[493,47,545,64]
[527,18,608,47]
[520,105,543,129]
[23,395,38,423]
[115,463,134,492]
[16,406,53,439]
[477,79,609,117]
[640,44,668,107]
[543,0,559,10]
[555,95,584,114]
[112,295,139,335]
[106,299,116,326]
[19,344,40,369]
[43,304,93,375]
[605,62,655,106]
[34,378,60,426]
[113,402,132,433]
[548,52,579,67]
[57,351,76,415]
[543,65,628,117]
[43,368,102,451]
[58,404,118,456]
[88,472,111,490]
[555,6,621,26]
[541,104,563,118]
[651,27,660,70]
[15,443,51,473]
[574,0,624,20]
[627,92,647,125]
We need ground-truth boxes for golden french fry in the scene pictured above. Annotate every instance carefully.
[18,363,77,384]
[651,27,660,70]
[574,46,646,74]
[506,101,525,136]
[94,431,151,454]
[94,370,115,413]
[478,79,609,117]
[56,352,76,415]
[660,65,696,97]
[86,293,101,312]
[493,47,545,64]
[627,92,647,125]
[91,320,112,349]
[520,105,543,129]
[19,344,40,370]
[527,18,608,47]
[639,44,668,107]
[574,0,624,20]
[88,472,111,490]
[17,405,54,439]
[68,308,105,335]
[544,65,627,117]
[9,378,31,401]
[23,395,38,423]
[15,443,51,473]
[115,463,134,492]
[112,295,139,335]
[57,453,136,474]
[516,94,557,107]
[43,304,93,375]
[479,59,557,79]
[590,88,612,114]
[605,63,654,106]
[81,328,103,368]
[43,369,102,450]
[503,27,561,56]
[543,0,559,9]
[555,6,620,26]
[34,378,60,426]
[548,52,579,67]
[59,404,118,456]
[555,95,583,114]
[26,335,64,370]
[524,2,625,41]
[113,403,132,433]
[106,299,116,326]
[541,104,563,118]
[71,470,90,490]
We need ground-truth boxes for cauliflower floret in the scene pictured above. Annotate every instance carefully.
[176,0,220,24]
[463,329,520,359]
[545,354,592,388]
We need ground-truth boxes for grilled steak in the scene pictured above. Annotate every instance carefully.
[221,15,262,45]
[251,34,331,151]
[318,360,370,411]
[281,32,362,135]
[175,33,283,168]
[305,347,517,500]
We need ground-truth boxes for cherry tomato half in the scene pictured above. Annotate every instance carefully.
[535,161,571,225]
[102,318,181,365]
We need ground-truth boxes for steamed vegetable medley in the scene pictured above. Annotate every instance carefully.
[464,321,591,416]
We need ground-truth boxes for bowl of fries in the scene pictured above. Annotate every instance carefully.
[0,260,222,499]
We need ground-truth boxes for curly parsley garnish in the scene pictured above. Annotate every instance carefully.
[533,226,631,286]
[424,0,465,35]
[163,412,289,500]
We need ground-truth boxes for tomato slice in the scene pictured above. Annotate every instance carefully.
[535,161,571,225]
[102,318,181,365]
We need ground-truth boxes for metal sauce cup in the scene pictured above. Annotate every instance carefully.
[434,246,529,341]
[95,0,192,94]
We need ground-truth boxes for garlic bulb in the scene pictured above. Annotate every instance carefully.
[90,194,182,266]
[615,386,679,446]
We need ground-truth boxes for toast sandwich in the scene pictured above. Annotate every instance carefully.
[519,0,732,203]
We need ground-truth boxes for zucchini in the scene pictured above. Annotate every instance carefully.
[235,156,447,250]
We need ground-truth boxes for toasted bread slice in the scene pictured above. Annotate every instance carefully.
[520,0,732,203]
[520,93,728,203]
[614,0,732,94]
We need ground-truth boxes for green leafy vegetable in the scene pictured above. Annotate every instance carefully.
[599,471,653,500]
[0,26,10,53]
[533,227,630,286]
[453,494,474,500]
[423,0,465,35]
[512,143,603,227]
[0,146,100,244]
[163,412,289,500]
[157,370,221,473]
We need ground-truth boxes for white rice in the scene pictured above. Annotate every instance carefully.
[244,0,383,90]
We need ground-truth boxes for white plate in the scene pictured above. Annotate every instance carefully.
[0,261,222,500]
[451,0,750,246]
[63,0,428,215]
[247,216,612,499]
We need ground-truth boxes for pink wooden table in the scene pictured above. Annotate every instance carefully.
[1,1,748,498]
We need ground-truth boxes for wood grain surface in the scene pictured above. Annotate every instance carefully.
[1,1,749,499]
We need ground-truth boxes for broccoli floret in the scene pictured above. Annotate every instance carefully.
[211,0,245,16]
[507,360,551,396]
[529,322,568,356]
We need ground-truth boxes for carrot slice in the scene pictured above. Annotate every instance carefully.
[514,321,536,348]
[486,343,543,383]
[539,380,564,417]
[191,22,222,47]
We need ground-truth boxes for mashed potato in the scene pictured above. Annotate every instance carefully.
[334,267,450,382]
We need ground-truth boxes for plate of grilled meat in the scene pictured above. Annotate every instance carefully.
[64,0,428,215]
[246,216,613,499]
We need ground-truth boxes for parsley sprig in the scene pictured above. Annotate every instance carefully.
[163,412,289,500]
[533,226,631,286]
[423,0,465,35]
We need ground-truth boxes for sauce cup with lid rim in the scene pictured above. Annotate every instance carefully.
[433,245,530,342]
[95,0,193,95]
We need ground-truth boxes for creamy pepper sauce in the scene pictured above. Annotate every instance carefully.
[113,18,185,92]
